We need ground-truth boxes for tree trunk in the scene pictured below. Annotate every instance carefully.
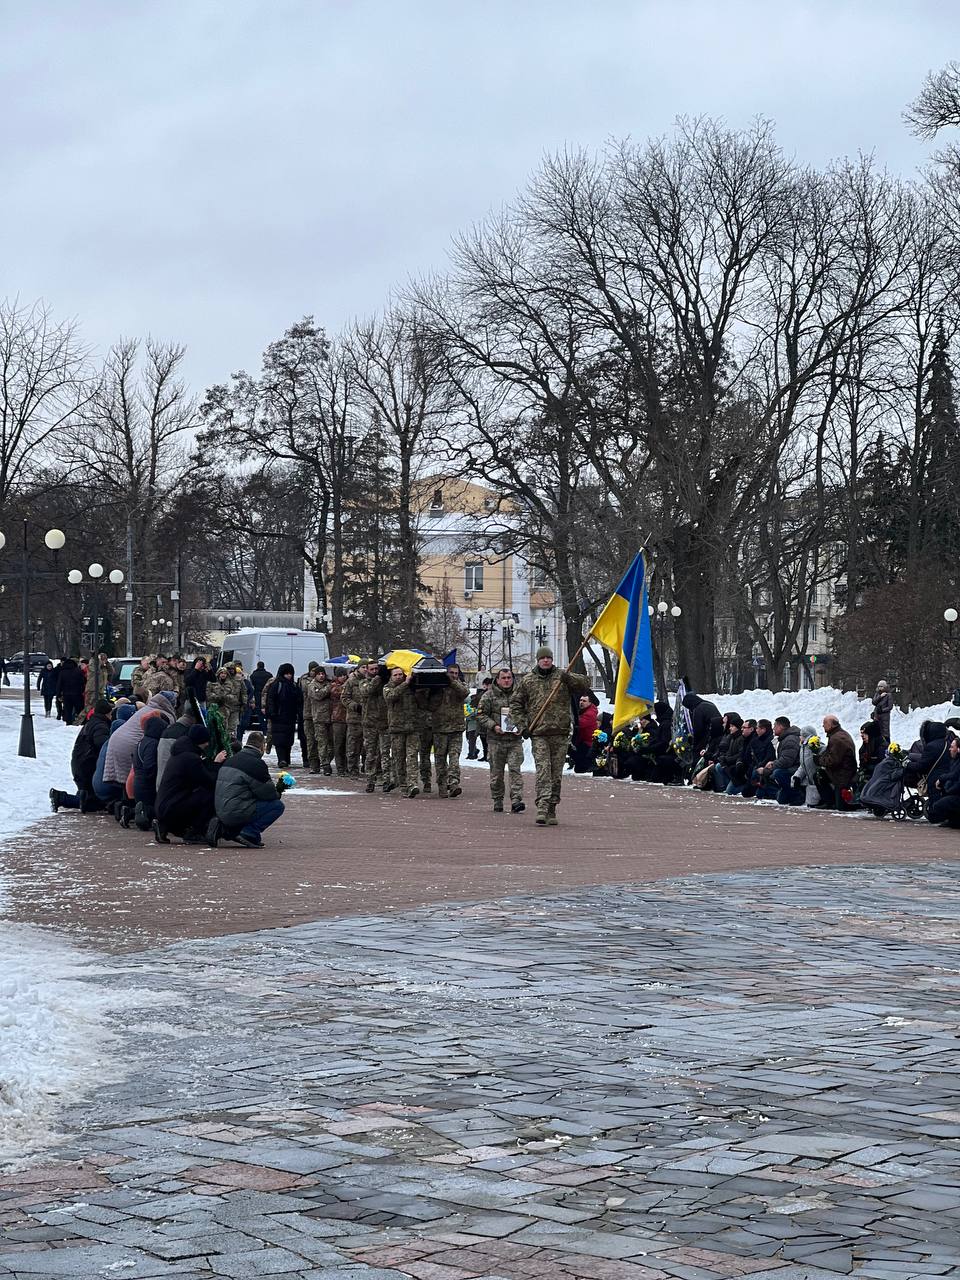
[672,532,716,691]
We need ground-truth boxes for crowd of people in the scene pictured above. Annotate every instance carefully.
[45,643,596,840]
[42,650,960,841]
[584,680,960,829]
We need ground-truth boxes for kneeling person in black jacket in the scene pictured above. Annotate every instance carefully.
[211,731,285,849]
[155,723,225,842]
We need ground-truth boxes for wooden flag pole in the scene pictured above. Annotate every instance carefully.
[524,635,590,735]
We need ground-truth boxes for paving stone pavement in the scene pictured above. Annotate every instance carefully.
[3,863,960,1279]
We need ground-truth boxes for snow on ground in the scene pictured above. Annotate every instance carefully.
[0,696,78,838]
[0,697,164,1168]
[697,686,959,745]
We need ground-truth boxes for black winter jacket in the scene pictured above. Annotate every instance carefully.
[156,738,219,822]
[58,660,85,702]
[682,695,721,754]
[71,712,111,790]
[266,676,302,730]
[215,747,277,827]
[133,718,165,804]
[773,726,802,774]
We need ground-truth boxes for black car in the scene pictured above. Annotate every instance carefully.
[5,651,52,673]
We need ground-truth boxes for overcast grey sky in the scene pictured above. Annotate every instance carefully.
[1,1,955,391]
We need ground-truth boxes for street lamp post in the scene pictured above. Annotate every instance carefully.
[0,522,67,758]
[648,600,682,700]
[500,620,515,671]
[68,563,124,700]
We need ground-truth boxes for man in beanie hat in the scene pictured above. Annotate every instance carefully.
[510,646,590,825]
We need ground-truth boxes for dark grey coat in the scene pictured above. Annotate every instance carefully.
[215,747,277,827]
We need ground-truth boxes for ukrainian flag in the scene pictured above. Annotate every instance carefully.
[589,551,655,729]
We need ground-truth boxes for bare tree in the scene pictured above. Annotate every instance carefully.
[347,307,448,640]
[0,299,91,506]
[905,62,960,138]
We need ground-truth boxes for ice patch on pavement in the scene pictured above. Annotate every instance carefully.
[0,919,169,1167]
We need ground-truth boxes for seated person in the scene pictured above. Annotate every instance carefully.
[154,724,225,842]
[928,733,960,827]
[210,731,285,849]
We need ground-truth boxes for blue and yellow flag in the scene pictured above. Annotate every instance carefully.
[589,552,655,729]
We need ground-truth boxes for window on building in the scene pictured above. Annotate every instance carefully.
[809,621,819,642]
[465,562,484,592]
[429,487,444,512]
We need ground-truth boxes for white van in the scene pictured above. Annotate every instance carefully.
[219,628,330,676]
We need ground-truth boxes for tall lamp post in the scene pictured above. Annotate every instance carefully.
[649,600,682,700]
[500,620,515,671]
[945,607,958,700]
[68,565,124,699]
[0,522,67,758]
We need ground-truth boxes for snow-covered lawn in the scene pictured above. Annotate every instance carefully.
[0,699,163,1168]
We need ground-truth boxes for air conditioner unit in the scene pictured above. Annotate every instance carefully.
[463,590,474,600]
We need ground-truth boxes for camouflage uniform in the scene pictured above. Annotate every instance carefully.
[329,679,349,775]
[342,672,366,778]
[298,666,321,770]
[478,683,525,810]
[354,671,391,790]
[383,679,425,797]
[511,665,590,823]
[413,688,441,791]
[142,668,177,698]
[432,677,468,797]
[206,673,244,737]
[312,675,337,773]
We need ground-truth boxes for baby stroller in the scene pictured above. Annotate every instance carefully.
[860,754,926,821]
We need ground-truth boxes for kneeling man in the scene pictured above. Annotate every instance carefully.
[211,731,285,848]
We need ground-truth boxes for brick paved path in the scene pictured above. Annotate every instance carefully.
[3,864,960,1278]
[4,773,958,948]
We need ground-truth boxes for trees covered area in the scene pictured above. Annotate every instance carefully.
[4,80,960,692]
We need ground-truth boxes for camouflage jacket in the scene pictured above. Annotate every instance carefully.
[510,666,590,738]
[206,674,243,712]
[383,681,428,733]
[304,677,331,724]
[432,678,468,734]
[352,674,388,730]
[342,673,366,724]
[142,669,177,696]
[478,684,522,743]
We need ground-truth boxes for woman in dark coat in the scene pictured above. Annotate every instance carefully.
[155,724,222,841]
[858,721,885,784]
[37,661,59,716]
[265,662,302,768]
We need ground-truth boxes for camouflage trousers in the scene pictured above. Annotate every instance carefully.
[313,722,332,769]
[331,722,348,775]
[303,717,320,770]
[531,735,568,813]
[433,731,462,793]
[364,728,392,785]
[489,738,524,804]
[418,729,433,785]
[346,722,364,776]
[391,732,423,795]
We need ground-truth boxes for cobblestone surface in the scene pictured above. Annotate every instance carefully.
[3,863,960,1277]
[4,772,959,948]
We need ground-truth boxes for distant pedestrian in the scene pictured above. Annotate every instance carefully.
[510,647,590,826]
[872,680,893,742]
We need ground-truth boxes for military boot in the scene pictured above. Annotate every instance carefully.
[546,803,559,826]
[493,798,504,813]
[511,800,525,813]
[535,809,547,825]
[422,780,432,794]
[365,779,376,793]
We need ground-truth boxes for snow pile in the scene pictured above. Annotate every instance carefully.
[701,686,959,745]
